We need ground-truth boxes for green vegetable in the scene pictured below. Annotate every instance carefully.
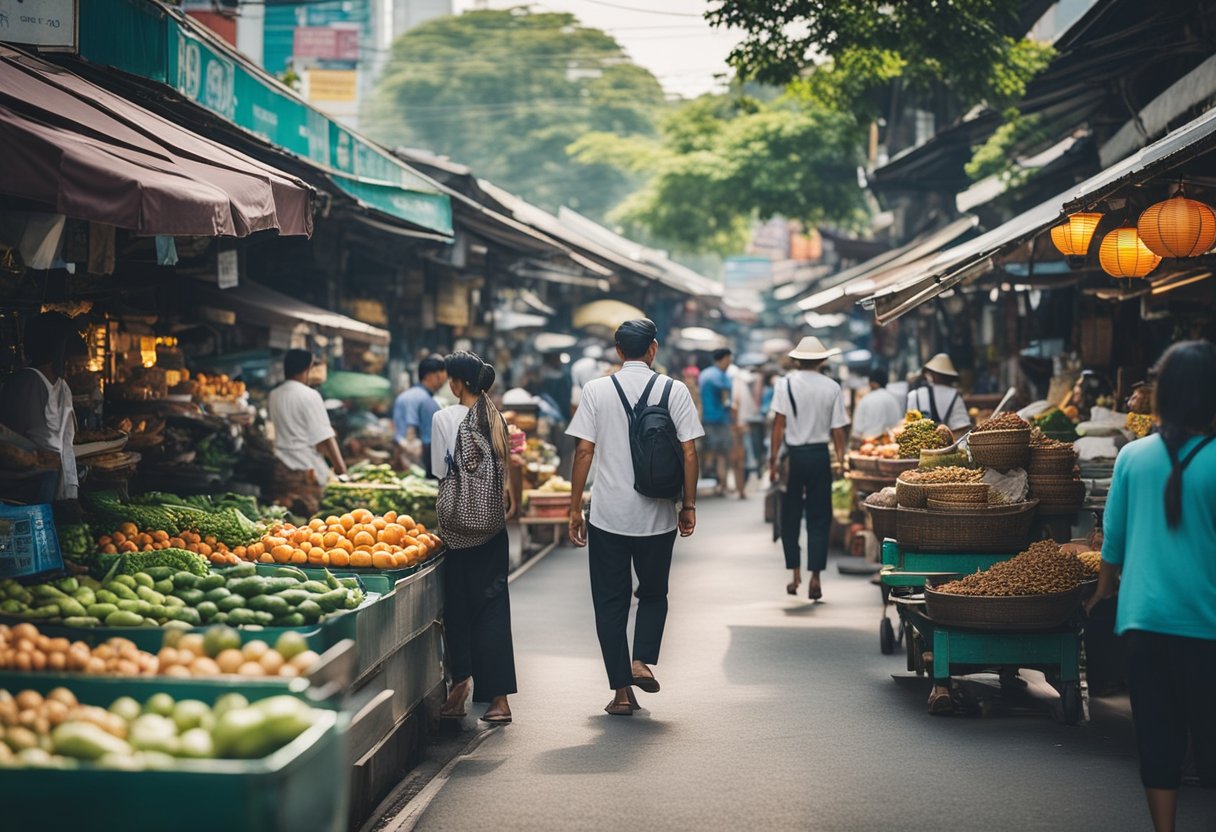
[129,714,178,755]
[143,693,176,716]
[55,577,79,593]
[276,613,306,627]
[203,625,242,658]
[259,577,300,595]
[171,700,212,732]
[133,573,153,589]
[213,693,248,719]
[61,616,101,628]
[296,600,322,624]
[172,588,205,606]
[216,595,246,612]
[119,550,209,577]
[196,601,218,621]
[136,586,165,606]
[52,722,132,760]
[171,572,201,590]
[252,611,274,625]
[226,609,257,626]
[86,603,118,619]
[203,587,232,603]
[274,589,311,606]
[56,598,87,618]
[143,567,175,581]
[95,589,118,605]
[275,631,309,659]
[212,708,269,758]
[223,563,257,579]
[105,610,144,627]
[315,588,347,613]
[108,696,141,722]
[300,580,330,595]
[198,574,226,591]
[273,567,309,582]
[177,728,214,759]
[153,579,174,595]
[227,577,267,598]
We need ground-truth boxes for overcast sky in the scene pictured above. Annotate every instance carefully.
[451,0,741,99]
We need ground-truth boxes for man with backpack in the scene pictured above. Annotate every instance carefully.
[567,318,703,717]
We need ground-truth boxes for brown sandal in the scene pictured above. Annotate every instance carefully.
[604,699,634,716]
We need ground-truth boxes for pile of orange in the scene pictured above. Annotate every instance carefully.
[243,508,442,569]
[97,525,242,566]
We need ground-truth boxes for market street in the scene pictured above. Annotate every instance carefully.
[413,494,1216,832]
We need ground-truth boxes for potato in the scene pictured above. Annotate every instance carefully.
[177,634,205,657]
[47,652,66,672]
[14,638,34,654]
[14,691,42,712]
[241,641,269,662]
[42,700,69,726]
[13,653,31,672]
[190,657,221,677]
[237,662,265,677]
[258,650,284,674]
[214,649,244,675]
[157,647,181,668]
[84,656,107,675]
[29,651,46,671]
[164,665,191,678]
[289,650,319,673]
[11,623,38,642]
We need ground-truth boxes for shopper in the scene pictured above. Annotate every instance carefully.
[770,337,848,600]
[699,347,734,495]
[1071,369,1115,421]
[731,362,760,498]
[267,349,346,515]
[567,319,703,716]
[0,313,84,501]
[851,366,903,441]
[907,353,971,432]
[1085,340,1216,832]
[393,355,447,478]
[432,351,518,725]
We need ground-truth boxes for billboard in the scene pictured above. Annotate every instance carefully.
[293,26,359,62]
[306,68,358,103]
[0,0,76,50]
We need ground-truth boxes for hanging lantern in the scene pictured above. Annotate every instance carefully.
[1137,193,1216,257]
[1098,226,1162,278]
[1049,212,1103,256]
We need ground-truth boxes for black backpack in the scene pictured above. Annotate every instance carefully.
[611,373,684,500]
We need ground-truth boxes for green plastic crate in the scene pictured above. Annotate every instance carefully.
[0,678,349,832]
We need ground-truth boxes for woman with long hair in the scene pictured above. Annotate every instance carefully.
[431,351,517,725]
[1086,340,1216,832]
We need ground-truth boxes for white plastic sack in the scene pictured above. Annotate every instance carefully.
[983,467,1029,504]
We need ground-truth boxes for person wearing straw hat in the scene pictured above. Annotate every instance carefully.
[770,336,848,600]
[907,353,971,432]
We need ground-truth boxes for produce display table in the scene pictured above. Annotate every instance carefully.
[518,515,567,556]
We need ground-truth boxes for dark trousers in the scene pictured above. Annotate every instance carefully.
[443,528,517,701]
[1126,630,1216,789]
[588,524,677,690]
[781,444,831,572]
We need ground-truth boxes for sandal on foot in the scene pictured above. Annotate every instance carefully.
[480,712,512,725]
[604,699,634,716]
[631,669,660,693]
[627,689,641,711]
[786,581,800,595]
[808,582,823,601]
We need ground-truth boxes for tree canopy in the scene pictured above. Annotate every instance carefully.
[369,8,666,220]
[707,0,1054,120]
[572,94,867,255]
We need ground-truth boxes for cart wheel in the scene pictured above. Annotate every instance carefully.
[1060,682,1082,726]
[880,617,896,655]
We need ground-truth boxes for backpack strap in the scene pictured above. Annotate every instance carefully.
[657,377,674,409]
[787,378,798,418]
[611,375,635,426]
[635,373,661,418]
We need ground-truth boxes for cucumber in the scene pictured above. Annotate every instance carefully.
[300,580,330,595]
[153,579,175,595]
[136,586,166,606]
[196,601,219,622]
[133,573,154,589]
[172,572,200,590]
[226,608,257,626]
[61,616,101,628]
[113,575,138,589]
[170,607,201,626]
[323,571,341,590]
[203,587,231,603]
[172,588,205,606]
[216,595,246,612]
[95,589,119,605]
[252,611,274,625]
[198,574,226,591]
[315,588,348,613]
[225,563,257,579]
[274,589,311,606]
[144,567,175,581]
[250,595,289,617]
[86,603,118,619]
[295,600,322,624]
[260,577,300,594]
[105,610,144,627]
[164,595,185,608]
[108,583,138,601]
[227,577,266,598]
[338,578,360,591]
[117,599,151,616]
[275,613,307,627]
[273,567,309,582]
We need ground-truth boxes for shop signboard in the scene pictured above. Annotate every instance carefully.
[217,249,239,289]
[293,26,359,62]
[306,68,358,103]
[436,281,471,328]
[0,0,77,50]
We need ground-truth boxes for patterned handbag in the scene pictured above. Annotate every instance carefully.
[437,398,506,549]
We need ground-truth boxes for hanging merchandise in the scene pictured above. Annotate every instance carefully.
[1137,192,1216,257]
[1048,212,1102,256]
[1098,225,1161,278]
[87,222,116,275]
[155,235,180,266]
[14,212,66,269]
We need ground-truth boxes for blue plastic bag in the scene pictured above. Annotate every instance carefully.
[0,503,64,579]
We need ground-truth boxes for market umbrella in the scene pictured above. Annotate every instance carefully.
[762,337,794,355]
[319,371,392,401]
[533,333,579,353]
[572,300,645,331]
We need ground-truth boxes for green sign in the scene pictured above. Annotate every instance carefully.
[78,0,451,235]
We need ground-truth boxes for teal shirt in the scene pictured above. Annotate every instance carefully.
[1102,434,1216,639]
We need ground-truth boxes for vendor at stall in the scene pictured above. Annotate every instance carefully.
[906,353,971,432]
[393,355,447,478]
[851,366,903,442]
[1070,369,1114,422]
[0,312,83,500]
[267,349,347,515]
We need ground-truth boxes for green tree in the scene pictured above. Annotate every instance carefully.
[572,94,867,255]
[707,0,1054,120]
[369,9,666,221]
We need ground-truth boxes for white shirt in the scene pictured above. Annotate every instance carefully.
[268,380,334,484]
[430,404,470,479]
[1,368,77,498]
[570,355,604,406]
[567,361,704,537]
[907,383,971,431]
[771,370,849,446]
[732,369,759,425]
[851,387,904,439]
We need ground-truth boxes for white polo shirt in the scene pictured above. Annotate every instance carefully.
[852,386,904,439]
[567,361,704,537]
[908,383,971,431]
[268,380,335,484]
[771,370,849,446]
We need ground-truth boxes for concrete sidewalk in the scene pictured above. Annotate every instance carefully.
[412,495,1216,831]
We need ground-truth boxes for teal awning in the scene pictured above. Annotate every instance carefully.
[77,0,452,237]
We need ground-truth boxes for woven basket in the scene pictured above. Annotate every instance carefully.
[865,503,898,541]
[848,453,883,476]
[895,499,1039,552]
[896,477,931,508]
[878,457,920,478]
[968,428,1031,470]
[923,584,1082,631]
[1029,477,1087,501]
[1028,447,1078,476]
[928,496,999,511]
[929,483,990,504]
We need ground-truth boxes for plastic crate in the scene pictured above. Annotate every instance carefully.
[0,677,349,832]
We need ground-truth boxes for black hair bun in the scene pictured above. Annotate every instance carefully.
[477,362,496,394]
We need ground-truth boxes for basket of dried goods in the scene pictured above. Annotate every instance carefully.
[847,452,883,476]
[1028,475,1086,509]
[1028,430,1078,476]
[896,415,951,459]
[923,540,1091,629]
[968,413,1032,470]
[928,497,993,511]
[896,499,1038,551]
[895,466,984,508]
[929,483,990,505]
[877,457,921,478]
[864,489,898,541]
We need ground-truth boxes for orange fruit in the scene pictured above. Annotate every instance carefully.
[309,518,325,531]
[371,541,391,553]
[352,530,376,548]
[271,544,293,563]
[403,545,421,563]
[372,517,387,532]
[307,533,324,548]
[397,515,415,529]
[196,543,212,557]
[393,552,410,567]
[233,546,246,558]
[322,531,341,549]
[401,535,419,550]
[299,542,312,554]
[259,552,274,564]
[329,550,350,567]
[371,552,396,569]
[307,549,327,565]
[350,551,373,568]
[339,514,355,531]
[336,538,354,553]
[383,511,398,524]
[289,528,308,545]
[381,524,406,546]
[209,552,226,564]
[290,550,308,564]
[352,508,373,524]
[415,524,427,535]
[324,515,340,527]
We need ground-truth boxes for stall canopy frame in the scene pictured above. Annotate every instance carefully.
[860,106,1216,324]
[195,280,390,346]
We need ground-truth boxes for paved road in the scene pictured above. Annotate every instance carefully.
[415,496,1216,831]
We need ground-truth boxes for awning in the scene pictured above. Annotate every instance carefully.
[794,216,979,313]
[861,105,1216,324]
[196,281,389,346]
[0,47,312,238]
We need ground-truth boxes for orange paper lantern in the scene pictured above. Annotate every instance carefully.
[1049,212,1102,256]
[1137,194,1216,257]
[1098,226,1162,278]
